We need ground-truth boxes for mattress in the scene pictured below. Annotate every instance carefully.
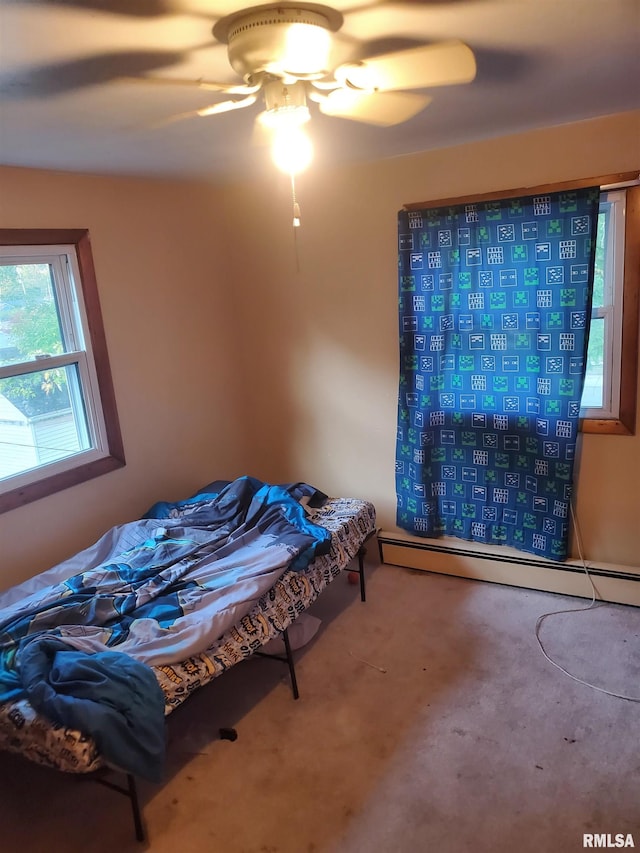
[0,497,376,775]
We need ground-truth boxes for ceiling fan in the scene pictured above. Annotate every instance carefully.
[133,2,477,172]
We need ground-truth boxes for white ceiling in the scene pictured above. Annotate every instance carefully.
[0,0,639,182]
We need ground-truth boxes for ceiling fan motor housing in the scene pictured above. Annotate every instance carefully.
[214,4,343,82]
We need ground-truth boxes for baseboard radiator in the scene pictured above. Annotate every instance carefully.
[378,531,640,607]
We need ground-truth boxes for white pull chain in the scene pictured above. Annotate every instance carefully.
[291,173,301,227]
[290,172,302,272]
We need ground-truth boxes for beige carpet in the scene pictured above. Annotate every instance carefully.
[1,559,639,852]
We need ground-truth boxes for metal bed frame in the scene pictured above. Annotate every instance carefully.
[91,538,373,842]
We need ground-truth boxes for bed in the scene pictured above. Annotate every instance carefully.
[0,476,377,841]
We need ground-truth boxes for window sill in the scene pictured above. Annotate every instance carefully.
[0,453,125,514]
[580,416,635,436]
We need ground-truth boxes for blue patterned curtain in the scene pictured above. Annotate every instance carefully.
[395,187,600,561]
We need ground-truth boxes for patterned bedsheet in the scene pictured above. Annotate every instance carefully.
[0,497,376,774]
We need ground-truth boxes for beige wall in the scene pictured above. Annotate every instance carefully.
[1,110,638,590]
[0,167,252,589]
[214,111,640,568]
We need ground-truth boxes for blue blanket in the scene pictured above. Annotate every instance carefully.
[20,637,166,781]
[0,477,331,778]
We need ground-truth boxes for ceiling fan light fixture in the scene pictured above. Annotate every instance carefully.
[214,4,343,81]
[283,22,332,77]
[261,78,311,133]
[271,124,313,175]
[263,78,308,111]
[261,103,311,130]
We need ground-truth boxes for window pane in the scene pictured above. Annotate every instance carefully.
[0,364,91,480]
[0,263,65,367]
[582,317,605,408]
[592,208,608,309]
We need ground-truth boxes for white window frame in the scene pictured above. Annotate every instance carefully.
[580,181,639,436]
[580,190,626,420]
[0,229,124,512]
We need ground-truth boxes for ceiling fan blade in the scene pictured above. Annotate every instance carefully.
[145,93,258,128]
[117,75,260,96]
[3,0,217,19]
[318,89,431,126]
[197,93,258,117]
[0,51,187,98]
[337,40,476,92]
[145,108,205,130]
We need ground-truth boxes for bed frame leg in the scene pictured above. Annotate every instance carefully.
[357,546,367,603]
[91,771,146,842]
[127,774,145,843]
[254,628,300,699]
[282,627,300,700]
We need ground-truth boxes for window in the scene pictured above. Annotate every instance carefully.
[404,173,639,436]
[580,185,639,435]
[0,229,124,512]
